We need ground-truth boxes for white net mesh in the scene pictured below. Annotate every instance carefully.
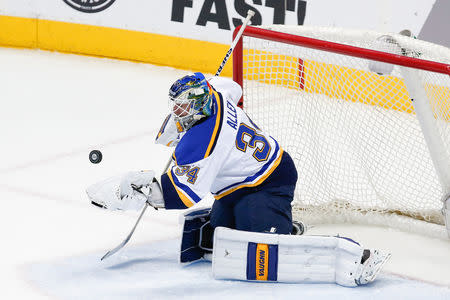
[240,26,450,238]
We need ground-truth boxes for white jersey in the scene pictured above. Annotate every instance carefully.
[160,77,284,208]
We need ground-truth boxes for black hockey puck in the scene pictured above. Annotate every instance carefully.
[89,150,103,164]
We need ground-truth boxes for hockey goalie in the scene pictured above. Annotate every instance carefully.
[86,72,390,287]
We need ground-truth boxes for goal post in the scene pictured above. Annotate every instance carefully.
[232,25,450,238]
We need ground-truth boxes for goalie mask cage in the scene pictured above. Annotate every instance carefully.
[232,25,450,238]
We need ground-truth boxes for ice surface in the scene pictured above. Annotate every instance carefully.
[0,47,449,299]
[27,239,450,300]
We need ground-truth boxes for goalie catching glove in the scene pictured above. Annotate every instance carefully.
[86,170,165,211]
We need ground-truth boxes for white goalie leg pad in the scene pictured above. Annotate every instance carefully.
[212,227,367,287]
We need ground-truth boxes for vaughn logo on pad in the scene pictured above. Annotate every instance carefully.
[63,0,116,13]
[246,242,278,281]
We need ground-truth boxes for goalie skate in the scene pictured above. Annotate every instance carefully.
[355,249,391,285]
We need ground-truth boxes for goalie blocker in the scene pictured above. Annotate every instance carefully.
[180,208,391,287]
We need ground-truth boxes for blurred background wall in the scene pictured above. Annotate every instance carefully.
[0,0,447,75]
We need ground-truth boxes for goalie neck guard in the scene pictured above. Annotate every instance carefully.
[168,72,213,132]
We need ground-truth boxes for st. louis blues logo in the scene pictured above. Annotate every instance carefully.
[63,0,116,13]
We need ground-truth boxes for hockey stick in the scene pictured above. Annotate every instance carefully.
[100,10,255,261]
[215,10,255,76]
[101,197,151,260]
[101,161,172,260]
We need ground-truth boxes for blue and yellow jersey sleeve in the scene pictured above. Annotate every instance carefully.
[161,169,202,209]
[161,90,227,209]
[173,90,224,165]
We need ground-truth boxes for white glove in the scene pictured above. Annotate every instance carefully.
[86,170,165,211]
[120,170,165,210]
[147,179,165,209]
[119,170,155,198]
[155,114,183,147]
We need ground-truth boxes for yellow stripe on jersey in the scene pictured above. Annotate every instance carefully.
[167,170,195,208]
[256,244,269,281]
[157,115,169,138]
[204,90,222,158]
[214,149,284,200]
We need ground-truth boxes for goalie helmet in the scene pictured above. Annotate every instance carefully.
[168,72,213,132]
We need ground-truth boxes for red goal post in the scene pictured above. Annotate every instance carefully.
[233,26,450,107]
[232,25,450,238]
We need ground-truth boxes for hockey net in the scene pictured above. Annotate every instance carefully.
[233,25,450,238]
